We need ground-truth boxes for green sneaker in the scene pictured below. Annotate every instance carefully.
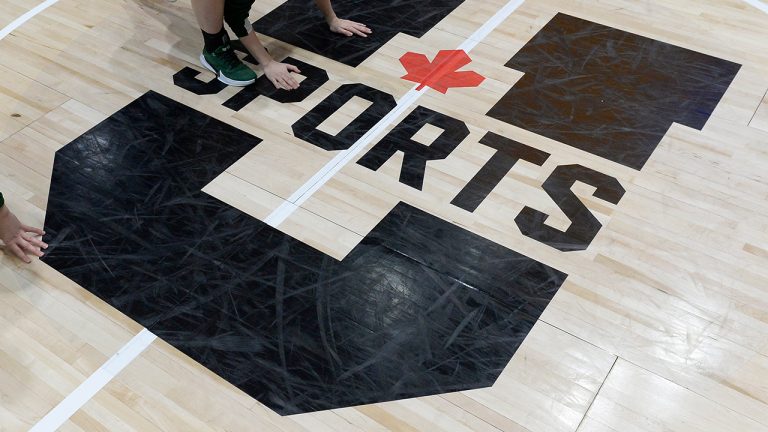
[200,43,256,87]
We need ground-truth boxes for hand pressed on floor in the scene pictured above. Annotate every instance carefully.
[0,205,47,263]
[329,18,371,37]
[264,61,302,90]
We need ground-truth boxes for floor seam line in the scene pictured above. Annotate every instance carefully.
[747,86,768,126]
[574,356,618,432]
[439,395,507,432]
[541,317,768,429]
[620,357,768,428]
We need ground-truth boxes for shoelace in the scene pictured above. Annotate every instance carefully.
[217,45,243,69]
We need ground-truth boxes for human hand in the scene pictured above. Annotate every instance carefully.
[329,18,371,37]
[0,206,47,263]
[264,61,301,90]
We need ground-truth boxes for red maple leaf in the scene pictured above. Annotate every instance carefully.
[400,50,485,94]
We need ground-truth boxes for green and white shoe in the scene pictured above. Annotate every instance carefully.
[200,43,256,87]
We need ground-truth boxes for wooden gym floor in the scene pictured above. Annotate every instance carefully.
[2,0,768,430]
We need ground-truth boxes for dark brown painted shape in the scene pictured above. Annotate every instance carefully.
[487,13,741,170]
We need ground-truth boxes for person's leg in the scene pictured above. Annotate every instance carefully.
[191,0,231,54]
[222,0,253,40]
[192,0,256,86]
[223,0,300,90]
[190,0,225,34]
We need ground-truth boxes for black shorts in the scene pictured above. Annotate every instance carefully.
[224,0,256,38]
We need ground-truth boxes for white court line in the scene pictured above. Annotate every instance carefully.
[30,330,156,432]
[459,0,526,52]
[265,0,527,227]
[2,2,149,429]
[0,0,60,41]
[742,0,768,14]
[264,85,423,226]
[29,0,528,427]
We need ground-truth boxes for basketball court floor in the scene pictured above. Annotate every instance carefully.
[1,0,768,430]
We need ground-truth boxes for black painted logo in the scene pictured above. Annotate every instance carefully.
[44,9,741,417]
[42,92,565,415]
[174,55,330,111]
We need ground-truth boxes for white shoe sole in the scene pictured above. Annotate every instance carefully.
[199,53,255,87]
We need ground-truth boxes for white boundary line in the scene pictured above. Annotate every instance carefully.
[742,0,768,14]
[28,0,527,427]
[0,0,60,41]
[30,330,157,432]
[265,0,527,227]
[459,0,525,52]
[264,85,423,226]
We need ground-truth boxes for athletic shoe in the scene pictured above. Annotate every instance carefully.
[200,43,256,87]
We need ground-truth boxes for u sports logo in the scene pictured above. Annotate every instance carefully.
[42,5,740,416]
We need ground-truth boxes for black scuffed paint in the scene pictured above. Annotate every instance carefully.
[173,57,328,111]
[451,132,551,212]
[42,91,566,415]
[515,164,625,252]
[357,105,470,190]
[173,67,228,95]
[365,204,567,319]
[224,58,329,110]
[254,0,466,67]
[293,83,397,151]
[487,13,741,170]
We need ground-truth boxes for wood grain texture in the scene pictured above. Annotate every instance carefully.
[1,0,767,430]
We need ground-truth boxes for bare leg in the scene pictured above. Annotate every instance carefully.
[190,0,225,33]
